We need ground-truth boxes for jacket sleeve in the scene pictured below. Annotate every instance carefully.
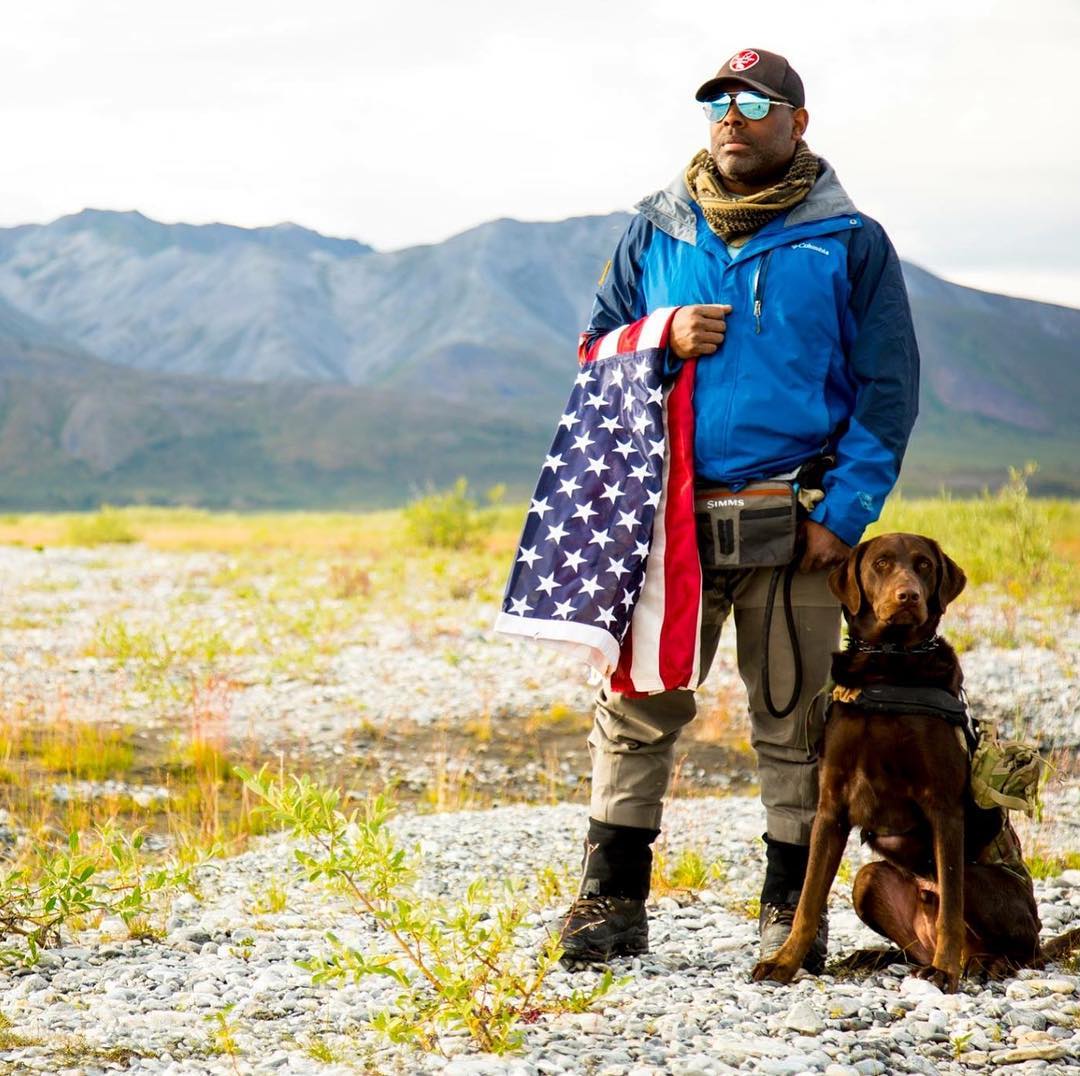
[578,214,653,362]
[808,218,920,547]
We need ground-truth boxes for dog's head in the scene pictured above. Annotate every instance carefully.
[828,533,966,639]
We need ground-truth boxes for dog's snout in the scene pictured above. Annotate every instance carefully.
[895,585,920,606]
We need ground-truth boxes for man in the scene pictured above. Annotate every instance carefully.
[560,48,920,971]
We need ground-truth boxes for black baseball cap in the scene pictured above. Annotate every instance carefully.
[695,49,805,108]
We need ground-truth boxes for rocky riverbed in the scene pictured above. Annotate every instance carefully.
[0,543,1076,1073]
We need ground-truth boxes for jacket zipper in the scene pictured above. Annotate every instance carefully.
[753,249,773,334]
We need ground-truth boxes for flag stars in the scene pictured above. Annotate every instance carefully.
[615,509,637,532]
[528,497,552,519]
[535,573,558,596]
[579,577,603,598]
[588,528,614,551]
[574,370,592,388]
[594,606,616,627]
[571,431,595,453]
[645,488,662,508]
[620,589,636,610]
[557,475,582,498]
[598,415,621,434]
[545,521,569,544]
[613,439,634,459]
[572,500,599,524]
[508,595,533,616]
[552,598,576,620]
[517,546,541,568]
[600,480,624,504]
[558,411,576,430]
[584,457,609,477]
[605,557,628,580]
[647,385,664,406]
[648,438,665,458]
[562,548,586,571]
[633,359,650,380]
[633,539,650,559]
[584,391,607,411]
[631,412,651,435]
[543,452,565,473]
[629,462,651,482]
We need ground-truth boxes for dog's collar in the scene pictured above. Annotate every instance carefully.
[845,634,945,656]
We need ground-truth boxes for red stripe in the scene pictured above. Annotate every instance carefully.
[610,623,635,694]
[656,358,701,690]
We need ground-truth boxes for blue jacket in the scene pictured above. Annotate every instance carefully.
[580,161,919,547]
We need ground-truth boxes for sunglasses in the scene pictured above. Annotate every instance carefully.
[702,90,794,122]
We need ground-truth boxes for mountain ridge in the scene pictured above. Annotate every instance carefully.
[0,208,1075,507]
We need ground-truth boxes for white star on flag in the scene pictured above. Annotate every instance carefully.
[571,431,595,453]
[613,439,634,459]
[557,475,582,497]
[579,576,603,598]
[572,500,599,524]
[558,412,576,430]
[595,606,616,627]
[615,510,637,532]
[588,528,613,550]
[648,438,665,458]
[645,489,662,508]
[585,391,607,411]
[574,370,591,388]
[517,546,541,568]
[598,415,621,433]
[552,598,576,620]
[647,385,664,405]
[528,497,552,519]
[563,548,586,571]
[545,521,569,544]
[543,452,565,473]
[634,359,650,379]
[509,596,533,615]
[584,457,609,477]
[631,412,651,434]
[629,462,651,482]
[535,573,558,596]
[601,480,624,504]
[606,557,628,580]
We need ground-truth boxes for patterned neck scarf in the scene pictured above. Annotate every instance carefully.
[684,140,820,246]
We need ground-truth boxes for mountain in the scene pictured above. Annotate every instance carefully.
[0,209,1075,507]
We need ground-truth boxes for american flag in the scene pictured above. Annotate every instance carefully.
[494,308,703,695]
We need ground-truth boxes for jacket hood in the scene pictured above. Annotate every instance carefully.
[634,157,857,246]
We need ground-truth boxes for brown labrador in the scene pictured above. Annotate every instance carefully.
[751,533,1052,992]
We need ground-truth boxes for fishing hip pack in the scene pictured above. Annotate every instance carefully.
[694,480,798,569]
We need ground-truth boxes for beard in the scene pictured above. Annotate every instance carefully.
[711,144,794,189]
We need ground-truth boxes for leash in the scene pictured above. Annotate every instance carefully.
[761,559,802,718]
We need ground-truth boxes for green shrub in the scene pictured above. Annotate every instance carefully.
[65,507,138,546]
[403,478,493,551]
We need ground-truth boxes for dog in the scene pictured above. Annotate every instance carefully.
[751,532,1066,992]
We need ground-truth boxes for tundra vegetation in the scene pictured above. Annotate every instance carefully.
[0,467,1073,1057]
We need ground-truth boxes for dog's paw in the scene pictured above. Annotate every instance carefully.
[751,958,799,984]
[914,962,960,993]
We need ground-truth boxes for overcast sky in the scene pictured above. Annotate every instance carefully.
[3,0,1078,307]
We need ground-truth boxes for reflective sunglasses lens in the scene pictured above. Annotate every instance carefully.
[735,92,771,120]
[703,96,731,122]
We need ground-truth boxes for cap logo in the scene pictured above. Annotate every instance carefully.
[729,50,760,72]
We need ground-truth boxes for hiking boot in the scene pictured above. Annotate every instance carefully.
[758,902,829,974]
[558,895,649,966]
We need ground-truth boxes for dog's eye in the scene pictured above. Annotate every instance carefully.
[873,558,889,571]
[914,558,931,573]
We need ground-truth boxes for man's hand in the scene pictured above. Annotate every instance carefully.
[670,304,733,359]
[798,519,850,573]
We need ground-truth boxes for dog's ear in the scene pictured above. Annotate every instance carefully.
[929,540,966,613]
[828,545,864,615]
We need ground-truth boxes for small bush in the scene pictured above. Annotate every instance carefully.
[65,507,138,546]
[403,478,493,551]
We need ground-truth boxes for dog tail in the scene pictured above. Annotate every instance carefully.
[1038,927,1080,964]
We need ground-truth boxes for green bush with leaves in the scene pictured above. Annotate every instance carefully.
[65,506,139,546]
[403,478,494,551]
[238,767,618,1054]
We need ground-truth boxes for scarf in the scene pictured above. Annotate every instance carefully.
[685,140,820,246]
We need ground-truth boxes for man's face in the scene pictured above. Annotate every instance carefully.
[707,82,809,189]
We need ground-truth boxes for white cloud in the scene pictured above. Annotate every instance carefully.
[2,0,1077,307]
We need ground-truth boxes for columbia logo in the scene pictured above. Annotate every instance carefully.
[792,241,830,256]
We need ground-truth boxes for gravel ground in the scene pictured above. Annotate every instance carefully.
[0,544,1076,1073]
[0,794,1078,1075]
